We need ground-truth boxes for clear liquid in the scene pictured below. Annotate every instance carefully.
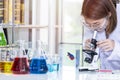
[11,57,29,74]
[30,58,48,74]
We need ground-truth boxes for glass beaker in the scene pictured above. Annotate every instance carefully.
[46,54,60,72]
[4,47,13,73]
[0,47,13,73]
[30,41,48,74]
[11,40,29,74]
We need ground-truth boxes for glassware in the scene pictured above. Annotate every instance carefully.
[0,47,13,73]
[30,41,48,74]
[46,54,60,72]
[11,40,29,74]
[0,32,7,46]
[24,41,33,63]
[3,48,13,73]
[52,55,60,71]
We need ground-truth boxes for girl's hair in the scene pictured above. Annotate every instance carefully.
[81,0,117,37]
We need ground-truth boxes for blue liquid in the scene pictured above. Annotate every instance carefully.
[53,64,59,71]
[47,64,53,72]
[30,58,48,74]
[47,64,59,72]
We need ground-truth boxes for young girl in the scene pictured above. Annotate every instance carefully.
[81,0,120,70]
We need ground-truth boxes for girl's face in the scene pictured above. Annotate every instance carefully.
[83,17,108,32]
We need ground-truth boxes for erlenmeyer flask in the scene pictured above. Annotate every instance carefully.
[30,41,48,74]
[0,27,7,46]
[11,40,29,74]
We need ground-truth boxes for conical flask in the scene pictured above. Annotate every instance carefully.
[30,41,48,74]
[0,27,7,46]
[11,40,29,74]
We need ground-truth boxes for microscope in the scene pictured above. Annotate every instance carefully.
[83,30,98,63]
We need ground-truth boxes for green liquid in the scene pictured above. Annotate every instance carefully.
[0,32,7,46]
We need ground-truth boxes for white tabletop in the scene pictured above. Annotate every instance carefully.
[1,66,120,80]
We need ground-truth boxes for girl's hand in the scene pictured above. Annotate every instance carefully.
[97,39,115,52]
[84,39,91,50]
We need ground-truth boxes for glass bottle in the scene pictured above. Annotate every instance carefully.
[30,41,48,74]
[11,40,29,74]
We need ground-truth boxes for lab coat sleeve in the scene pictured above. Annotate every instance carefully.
[107,40,120,61]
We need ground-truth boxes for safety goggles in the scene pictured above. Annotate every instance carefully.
[82,17,108,31]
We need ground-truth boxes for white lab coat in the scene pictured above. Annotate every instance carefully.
[83,23,120,70]
[83,4,120,70]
